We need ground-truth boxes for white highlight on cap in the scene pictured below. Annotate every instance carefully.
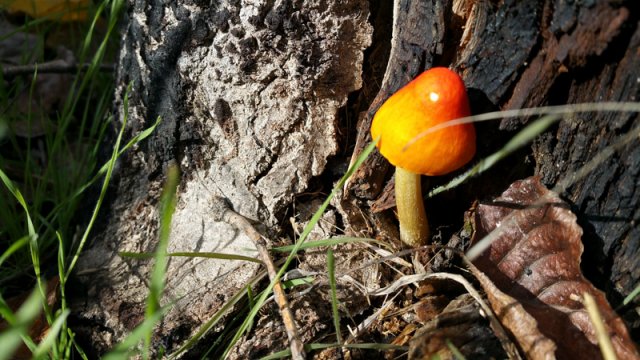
[429,92,439,102]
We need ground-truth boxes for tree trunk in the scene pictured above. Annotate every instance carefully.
[71,0,640,356]
[71,0,371,355]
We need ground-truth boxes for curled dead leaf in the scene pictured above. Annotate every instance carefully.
[470,176,639,359]
[468,262,557,360]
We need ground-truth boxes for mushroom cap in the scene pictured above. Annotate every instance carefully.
[370,67,476,176]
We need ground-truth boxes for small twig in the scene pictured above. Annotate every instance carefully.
[212,197,306,360]
[2,62,115,77]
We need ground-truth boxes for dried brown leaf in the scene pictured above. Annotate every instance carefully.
[470,176,639,359]
[468,262,557,360]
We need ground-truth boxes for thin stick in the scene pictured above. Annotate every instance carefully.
[2,62,115,77]
[220,205,306,360]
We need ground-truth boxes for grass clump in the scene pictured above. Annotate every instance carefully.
[0,0,144,358]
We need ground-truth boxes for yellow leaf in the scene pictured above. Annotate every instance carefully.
[2,0,90,22]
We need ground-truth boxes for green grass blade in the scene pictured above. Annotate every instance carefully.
[0,168,47,332]
[0,296,17,325]
[46,116,161,221]
[428,114,560,197]
[327,249,342,344]
[221,141,377,359]
[56,231,71,358]
[24,68,37,213]
[244,284,256,334]
[0,236,28,268]
[57,232,66,291]
[32,309,70,359]
[68,329,89,360]
[446,339,466,360]
[162,251,260,264]
[101,307,168,360]
[623,284,640,306]
[87,116,162,188]
[119,251,262,264]
[146,165,180,315]
[143,165,180,358]
[281,277,314,289]
[0,287,42,360]
[0,120,6,139]
[169,270,268,358]
[0,168,35,237]
[64,84,133,280]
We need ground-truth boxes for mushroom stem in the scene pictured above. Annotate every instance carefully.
[395,166,430,246]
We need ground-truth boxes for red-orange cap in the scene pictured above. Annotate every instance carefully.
[370,67,476,176]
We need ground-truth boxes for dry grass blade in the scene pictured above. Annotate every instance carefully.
[405,102,640,151]
[466,123,640,261]
[221,207,306,360]
[368,271,521,359]
[364,243,413,268]
[326,250,343,344]
[584,293,618,360]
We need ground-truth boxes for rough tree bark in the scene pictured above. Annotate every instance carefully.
[345,0,640,343]
[71,0,640,356]
[71,0,372,355]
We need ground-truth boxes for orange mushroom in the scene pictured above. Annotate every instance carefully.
[370,67,475,246]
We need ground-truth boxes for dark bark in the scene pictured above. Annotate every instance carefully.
[531,13,640,338]
[470,0,640,339]
[345,0,640,343]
